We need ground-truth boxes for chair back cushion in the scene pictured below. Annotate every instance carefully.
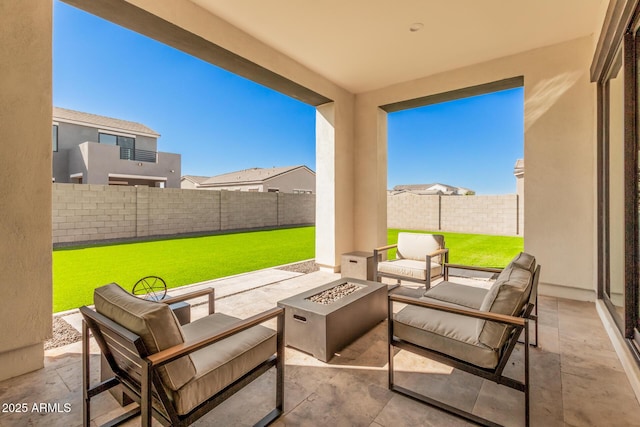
[94,283,196,390]
[396,233,444,262]
[477,264,532,349]
[510,252,536,273]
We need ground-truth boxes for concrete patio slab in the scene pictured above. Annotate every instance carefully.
[2,271,639,426]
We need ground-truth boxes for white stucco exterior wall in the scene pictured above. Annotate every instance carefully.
[0,0,52,381]
[355,36,597,299]
[315,103,355,269]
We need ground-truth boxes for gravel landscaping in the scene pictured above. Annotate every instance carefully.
[45,316,82,350]
[276,260,319,274]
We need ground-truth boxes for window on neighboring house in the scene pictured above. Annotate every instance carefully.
[52,124,58,152]
[99,132,136,159]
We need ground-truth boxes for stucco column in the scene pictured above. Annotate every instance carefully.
[353,99,388,251]
[315,102,355,270]
[0,0,52,380]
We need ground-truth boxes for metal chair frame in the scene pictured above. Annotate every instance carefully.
[388,265,540,427]
[374,237,449,290]
[81,288,284,427]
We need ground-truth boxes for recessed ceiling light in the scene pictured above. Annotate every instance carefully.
[409,23,424,32]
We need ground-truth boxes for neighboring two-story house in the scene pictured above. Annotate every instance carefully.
[181,165,315,193]
[52,107,181,187]
[391,183,475,195]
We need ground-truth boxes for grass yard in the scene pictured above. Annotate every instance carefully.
[53,227,315,312]
[53,226,523,313]
[387,229,524,268]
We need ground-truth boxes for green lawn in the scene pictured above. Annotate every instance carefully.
[53,226,523,313]
[387,229,523,268]
[53,227,315,312]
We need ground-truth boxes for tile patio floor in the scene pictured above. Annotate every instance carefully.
[1,269,639,426]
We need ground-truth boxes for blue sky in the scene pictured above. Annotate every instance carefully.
[53,1,523,194]
[388,88,524,194]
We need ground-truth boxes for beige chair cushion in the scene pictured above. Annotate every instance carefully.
[510,252,536,273]
[378,259,442,281]
[394,299,500,369]
[424,282,488,309]
[396,233,444,263]
[173,313,277,415]
[94,283,196,391]
[477,267,532,349]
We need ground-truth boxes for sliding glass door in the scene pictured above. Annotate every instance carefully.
[597,3,640,355]
[603,44,626,331]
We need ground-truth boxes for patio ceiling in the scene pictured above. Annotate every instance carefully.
[192,0,605,93]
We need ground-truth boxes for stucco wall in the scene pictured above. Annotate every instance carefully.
[52,184,315,244]
[66,142,181,187]
[355,36,597,300]
[0,0,52,381]
[55,120,158,151]
[265,169,316,193]
[53,120,161,184]
[516,174,525,235]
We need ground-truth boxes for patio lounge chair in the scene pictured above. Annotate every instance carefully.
[374,232,449,289]
[388,252,540,427]
[80,283,284,427]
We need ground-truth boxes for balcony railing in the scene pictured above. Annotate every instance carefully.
[120,147,157,163]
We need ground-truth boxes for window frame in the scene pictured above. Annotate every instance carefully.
[52,123,58,152]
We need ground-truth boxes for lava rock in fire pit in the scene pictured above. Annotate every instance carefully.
[306,282,363,304]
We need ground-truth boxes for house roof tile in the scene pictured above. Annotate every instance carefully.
[200,165,314,186]
[181,175,210,184]
[53,107,160,137]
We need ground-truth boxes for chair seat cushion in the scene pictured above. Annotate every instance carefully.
[173,313,277,415]
[424,282,488,309]
[378,259,442,281]
[394,298,499,369]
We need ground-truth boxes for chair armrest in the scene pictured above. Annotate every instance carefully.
[427,248,449,258]
[147,306,284,367]
[374,243,397,253]
[374,244,398,274]
[443,263,503,274]
[389,294,525,327]
[425,248,449,282]
[161,288,215,315]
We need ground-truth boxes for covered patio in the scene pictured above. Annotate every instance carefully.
[3,0,640,425]
[1,268,639,426]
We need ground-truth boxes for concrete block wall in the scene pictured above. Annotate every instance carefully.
[278,192,317,225]
[441,195,519,235]
[52,184,315,244]
[221,191,278,230]
[387,193,521,236]
[387,193,440,230]
[52,184,517,244]
[53,184,137,243]
[146,187,222,236]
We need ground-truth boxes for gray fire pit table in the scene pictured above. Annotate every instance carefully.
[277,277,387,362]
